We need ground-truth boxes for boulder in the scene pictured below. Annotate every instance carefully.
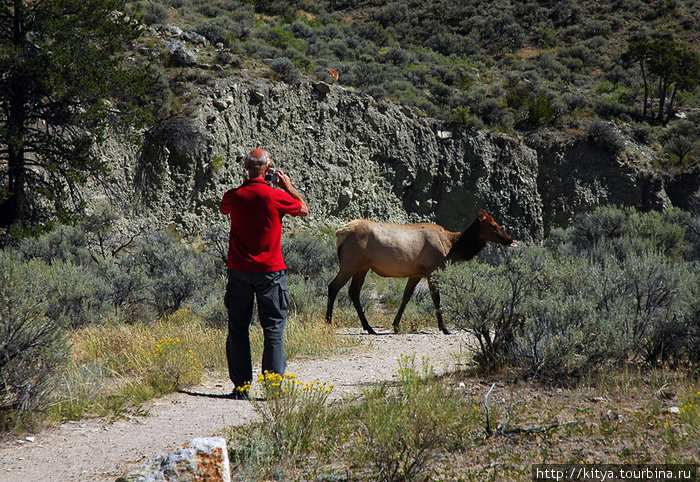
[183,31,208,46]
[131,79,543,240]
[116,437,230,482]
[166,25,183,37]
[164,40,198,67]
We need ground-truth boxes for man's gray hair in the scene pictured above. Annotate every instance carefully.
[244,148,271,173]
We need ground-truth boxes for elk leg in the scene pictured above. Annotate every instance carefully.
[326,271,353,324]
[392,277,421,333]
[427,276,451,334]
[349,269,376,334]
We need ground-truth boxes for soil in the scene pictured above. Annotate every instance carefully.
[0,327,468,482]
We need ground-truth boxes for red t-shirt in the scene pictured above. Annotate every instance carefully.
[220,179,302,272]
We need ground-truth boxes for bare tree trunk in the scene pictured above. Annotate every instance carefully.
[641,60,649,118]
[1,0,28,228]
[656,77,667,122]
[664,84,677,125]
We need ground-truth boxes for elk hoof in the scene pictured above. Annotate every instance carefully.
[364,326,377,335]
[440,327,452,335]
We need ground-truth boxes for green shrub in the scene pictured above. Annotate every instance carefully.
[631,121,658,144]
[196,17,236,46]
[528,93,556,125]
[265,26,306,52]
[568,206,690,261]
[229,372,334,478]
[17,223,92,264]
[382,47,410,66]
[587,120,623,154]
[269,57,302,85]
[282,230,337,280]
[349,355,471,480]
[593,94,632,119]
[196,3,224,18]
[537,26,557,48]
[536,51,566,80]
[43,261,113,328]
[0,250,68,429]
[437,256,528,371]
[463,86,514,131]
[136,231,216,315]
[146,335,203,391]
[451,105,484,129]
[142,1,169,26]
[438,207,698,382]
[662,119,700,168]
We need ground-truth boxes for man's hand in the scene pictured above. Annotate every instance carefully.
[272,170,292,191]
[273,170,309,218]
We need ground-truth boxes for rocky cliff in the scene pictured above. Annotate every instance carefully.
[97,77,693,242]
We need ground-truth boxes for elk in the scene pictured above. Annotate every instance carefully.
[325,209,517,334]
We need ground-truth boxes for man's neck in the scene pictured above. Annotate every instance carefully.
[247,171,266,180]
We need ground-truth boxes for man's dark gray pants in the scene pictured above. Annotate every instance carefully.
[224,269,289,389]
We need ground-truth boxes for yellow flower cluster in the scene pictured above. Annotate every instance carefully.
[254,371,334,396]
[676,391,700,425]
[299,380,333,393]
[150,336,181,359]
[148,336,202,378]
[236,381,252,393]
[258,371,284,388]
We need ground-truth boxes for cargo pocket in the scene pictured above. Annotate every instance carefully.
[278,284,290,311]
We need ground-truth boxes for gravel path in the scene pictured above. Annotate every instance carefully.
[0,327,470,482]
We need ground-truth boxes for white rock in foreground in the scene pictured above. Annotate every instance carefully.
[116,437,230,482]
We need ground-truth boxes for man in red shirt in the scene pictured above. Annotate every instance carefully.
[220,148,308,398]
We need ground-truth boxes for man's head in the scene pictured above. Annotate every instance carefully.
[244,148,271,177]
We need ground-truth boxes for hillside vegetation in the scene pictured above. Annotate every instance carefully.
[132,0,700,170]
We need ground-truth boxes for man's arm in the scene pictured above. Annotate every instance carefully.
[274,170,309,218]
[220,190,233,215]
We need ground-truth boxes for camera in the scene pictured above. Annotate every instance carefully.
[265,172,279,183]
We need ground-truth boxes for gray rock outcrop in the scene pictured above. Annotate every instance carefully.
[94,77,689,242]
[131,79,543,241]
[529,129,672,231]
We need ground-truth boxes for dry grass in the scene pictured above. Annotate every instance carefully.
[49,308,356,423]
[427,367,700,480]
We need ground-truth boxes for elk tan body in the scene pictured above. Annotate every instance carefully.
[326,210,517,334]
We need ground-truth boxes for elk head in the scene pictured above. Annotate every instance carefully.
[477,209,518,247]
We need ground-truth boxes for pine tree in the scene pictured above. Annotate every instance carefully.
[623,38,700,125]
[0,0,152,231]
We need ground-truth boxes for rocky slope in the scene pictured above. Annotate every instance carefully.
[97,76,694,241]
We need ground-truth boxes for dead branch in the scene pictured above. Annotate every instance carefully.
[481,383,576,439]
[484,382,496,436]
[498,400,523,436]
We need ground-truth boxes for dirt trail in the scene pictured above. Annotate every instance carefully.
[0,328,469,482]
